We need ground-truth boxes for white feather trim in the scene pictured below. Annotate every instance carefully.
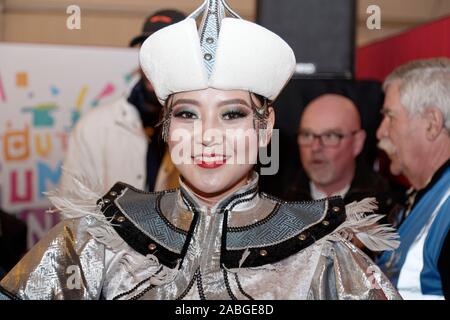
[45,169,179,291]
[120,253,179,286]
[334,197,400,251]
[45,167,105,220]
[87,224,127,252]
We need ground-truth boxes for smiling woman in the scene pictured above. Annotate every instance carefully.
[166,88,269,203]
[0,0,401,300]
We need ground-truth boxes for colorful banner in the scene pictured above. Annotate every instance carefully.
[0,43,138,248]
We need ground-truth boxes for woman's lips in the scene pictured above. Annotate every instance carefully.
[193,154,228,169]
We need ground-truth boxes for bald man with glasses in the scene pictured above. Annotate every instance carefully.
[286,94,403,254]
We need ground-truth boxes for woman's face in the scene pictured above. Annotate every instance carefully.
[167,88,273,197]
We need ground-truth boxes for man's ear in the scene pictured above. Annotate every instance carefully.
[259,106,275,147]
[352,129,366,157]
[423,107,445,140]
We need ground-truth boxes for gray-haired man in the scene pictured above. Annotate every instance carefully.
[376,58,450,300]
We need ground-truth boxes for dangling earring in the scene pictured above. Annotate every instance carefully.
[249,92,270,147]
[161,96,174,142]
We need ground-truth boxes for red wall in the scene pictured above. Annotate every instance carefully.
[356,15,450,81]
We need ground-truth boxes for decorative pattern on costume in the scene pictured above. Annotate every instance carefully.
[222,269,238,300]
[220,197,346,268]
[156,193,189,235]
[176,267,200,300]
[196,269,206,300]
[198,0,224,75]
[99,182,184,268]
[115,188,186,253]
[226,198,328,249]
[234,273,254,300]
[219,186,258,212]
[101,182,349,269]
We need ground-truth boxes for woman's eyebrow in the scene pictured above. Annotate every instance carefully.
[218,99,250,108]
[172,98,199,107]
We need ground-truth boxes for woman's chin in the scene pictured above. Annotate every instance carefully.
[181,166,250,197]
[186,174,229,195]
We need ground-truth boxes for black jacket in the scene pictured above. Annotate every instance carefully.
[284,163,406,259]
[285,163,405,219]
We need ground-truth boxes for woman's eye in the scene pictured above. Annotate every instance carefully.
[222,110,248,120]
[173,110,198,119]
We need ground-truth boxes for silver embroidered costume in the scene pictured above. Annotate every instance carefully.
[0,173,401,300]
[0,1,402,300]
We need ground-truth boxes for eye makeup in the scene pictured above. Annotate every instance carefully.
[221,107,250,120]
[173,107,199,120]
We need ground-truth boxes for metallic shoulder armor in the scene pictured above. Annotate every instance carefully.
[99,181,347,269]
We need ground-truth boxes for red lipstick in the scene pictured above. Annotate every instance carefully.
[194,154,227,169]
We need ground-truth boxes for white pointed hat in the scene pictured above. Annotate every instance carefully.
[140,0,296,105]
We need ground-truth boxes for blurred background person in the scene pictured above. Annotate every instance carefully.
[286,94,401,214]
[285,94,404,256]
[376,58,450,300]
[59,9,185,195]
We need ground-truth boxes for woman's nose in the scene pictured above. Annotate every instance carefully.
[196,117,222,147]
[202,130,217,146]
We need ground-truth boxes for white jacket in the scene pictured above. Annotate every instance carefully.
[60,93,178,195]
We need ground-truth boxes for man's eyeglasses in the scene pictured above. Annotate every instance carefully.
[298,130,359,147]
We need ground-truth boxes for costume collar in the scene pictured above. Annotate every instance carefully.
[100,181,346,269]
[178,172,259,213]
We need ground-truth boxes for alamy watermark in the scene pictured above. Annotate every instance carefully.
[66,265,81,290]
[66,5,81,30]
[366,5,381,30]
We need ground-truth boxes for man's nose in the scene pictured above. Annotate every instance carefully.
[376,118,388,140]
[310,136,323,151]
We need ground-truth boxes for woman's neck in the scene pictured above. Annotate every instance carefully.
[182,172,254,209]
